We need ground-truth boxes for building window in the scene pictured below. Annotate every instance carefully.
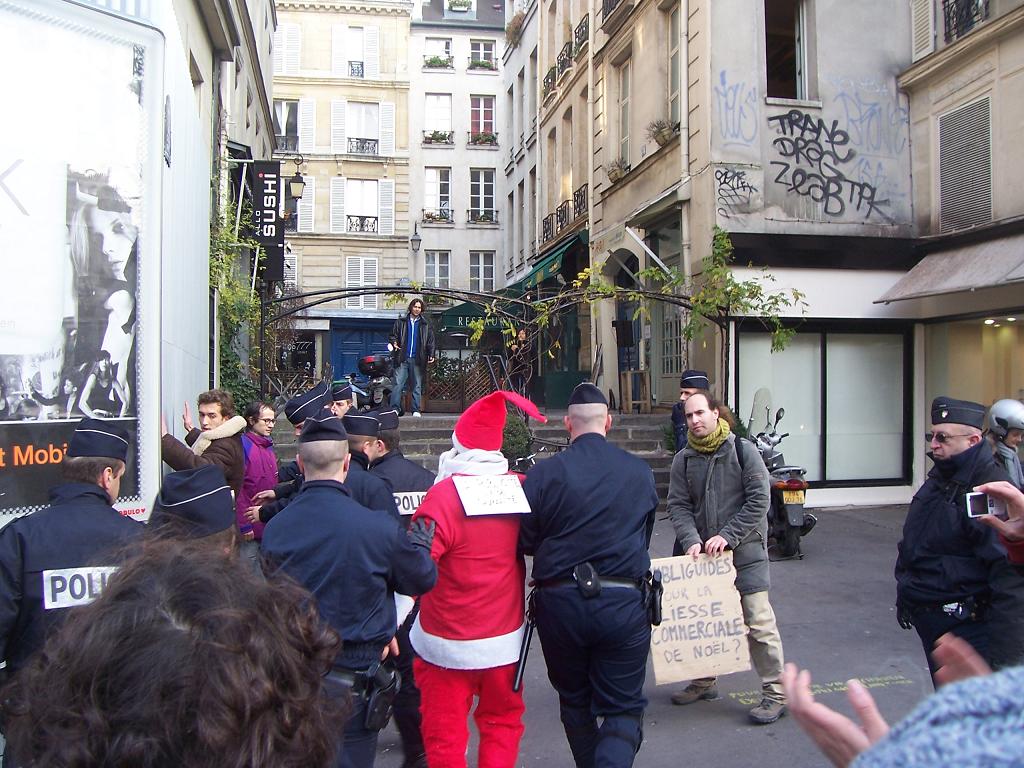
[425,93,453,132]
[424,168,452,221]
[424,37,453,67]
[470,95,495,136]
[764,0,806,99]
[668,7,681,125]
[470,251,495,293]
[470,39,496,67]
[347,101,380,155]
[470,169,495,220]
[273,99,299,151]
[661,310,683,377]
[617,60,630,161]
[348,26,365,78]
[346,178,379,233]
[425,250,451,288]
[346,256,378,309]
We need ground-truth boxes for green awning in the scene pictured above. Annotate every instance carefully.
[521,238,575,289]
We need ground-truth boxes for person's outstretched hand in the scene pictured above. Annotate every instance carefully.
[782,663,890,767]
[932,632,992,686]
[972,481,1024,542]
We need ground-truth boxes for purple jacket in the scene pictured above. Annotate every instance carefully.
[237,432,278,539]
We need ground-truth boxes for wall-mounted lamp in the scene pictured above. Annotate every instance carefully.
[410,222,422,253]
[287,154,306,201]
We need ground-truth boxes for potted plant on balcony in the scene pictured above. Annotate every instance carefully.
[448,0,471,10]
[646,118,678,148]
[505,10,525,46]
[607,157,630,183]
[470,131,498,146]
[469,58,497,71]
[473,210,495,223]
[426,130,452,144]
[424,55,451,68]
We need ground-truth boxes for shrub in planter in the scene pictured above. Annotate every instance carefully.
[448,0,471,10]
[469,59,497,70]
[607,157,630,182]
[646,119,678,147]
[424,55,452,68]
[505,11,525,45]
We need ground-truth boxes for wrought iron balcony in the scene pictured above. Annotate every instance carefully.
[542,213,555,242]
[543,66,557,98]
[602,0,621,18]
[557,42,572,76]
[468,57,498,71]
[601,0,633,32]
[347,215,378,233]
[423,54,454,68]
[555,200,570,231]
[467,209,499,224]
[423,129,455,144]
[347,137,379,155]
[284,213,297,232]
[275,134,298,151]
[468,130,499,146]
[574,14,589,55]
[349,61,364,78]
[422,207,453,223]
[943,0,989,42]
[573,183,588,219]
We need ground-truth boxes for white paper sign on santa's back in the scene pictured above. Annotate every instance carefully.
[453,474,531,516]
[649,553,751,685]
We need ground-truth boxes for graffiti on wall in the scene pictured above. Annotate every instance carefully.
[767,109,891,221]
[714,71,759,148]
[715,167,760,218]
[829,76,910,158]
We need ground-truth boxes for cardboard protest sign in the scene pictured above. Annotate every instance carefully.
[452,474,531,516]
[649,553,750,685]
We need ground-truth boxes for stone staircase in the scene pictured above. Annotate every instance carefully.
[272,412,675,505]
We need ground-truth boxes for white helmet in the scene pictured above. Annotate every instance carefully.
[988,398,1024,439]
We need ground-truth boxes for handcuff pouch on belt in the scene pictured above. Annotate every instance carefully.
[573,562,602,598]
[643,569,664,626]
[363,660,401,731]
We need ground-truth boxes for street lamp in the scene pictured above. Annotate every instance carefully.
[287,154,305,201]
[410,223,422,253]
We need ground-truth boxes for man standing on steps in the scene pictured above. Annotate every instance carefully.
[389,298,435,417]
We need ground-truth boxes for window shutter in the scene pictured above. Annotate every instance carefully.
[298,97,315,153]
[911,0,935,62]
[379,102,395,155]
[939,97,992,233]
[284,248,297,287]
[362,258,379,309]
[332,24,348,76]
[331,99,347,153]
[284,23,301,74]
[297,175,314,233]
[330,177,347,233]
[346,257,363,309]
[378,179,395,236]
[364,25,380,79]
[273,26,284,75]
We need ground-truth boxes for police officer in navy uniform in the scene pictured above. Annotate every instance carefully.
[0,419,143,679]
[521,383,658,768]
[260,411,437,768]
[343,413,401,519]
[149,465,238,551]
[369,409,435,498]
[896,397,1024,682]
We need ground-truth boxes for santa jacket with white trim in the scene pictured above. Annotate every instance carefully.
[410,474,526,670]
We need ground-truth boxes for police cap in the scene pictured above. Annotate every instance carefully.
[680,369,710,390]
[67,418,130,462]
[332,381,353,402]
[151,465,234,538]
[284,380,331,426]
[568,382,608,407]
[299,412,349,443]
[376,409,400,431]
[343,413,381,438]
[931,397,986,429]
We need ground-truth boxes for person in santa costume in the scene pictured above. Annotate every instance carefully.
[409,390,546,768]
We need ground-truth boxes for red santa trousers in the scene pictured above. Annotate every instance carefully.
[414,658,525,768]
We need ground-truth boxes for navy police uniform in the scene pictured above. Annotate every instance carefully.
[521,383,658,768]
[261,413,437,768]
[896,397,1024,678]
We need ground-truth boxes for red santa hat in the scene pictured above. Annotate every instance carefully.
[454,390,546,451]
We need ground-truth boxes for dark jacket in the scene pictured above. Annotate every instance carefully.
[670,401,687,453]
[0,484,143,674]
[258,460,301,524]
[260,454,400,523]
[667,433,771,595]
[390,314,436,367]
[161,415,247,497]
[260,480,437,669]
[370,449,435,493]
[521,433,657,582]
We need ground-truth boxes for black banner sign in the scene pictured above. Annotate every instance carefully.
[252,161,284,282]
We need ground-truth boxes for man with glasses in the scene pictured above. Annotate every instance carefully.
[895,397,1024,682]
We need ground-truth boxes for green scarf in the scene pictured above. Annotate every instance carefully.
[687,419,731,454]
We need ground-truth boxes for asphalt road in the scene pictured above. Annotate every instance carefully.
[375,504,934,768]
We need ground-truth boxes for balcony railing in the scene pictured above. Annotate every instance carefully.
[468,57,498,71]
[275,134,298,151]
[468,130,499,146]
[347,215,378,233]
[349,61,364,78]
[468,208,499,224]
[347,137,379,155]
[542,213,555,242]
[423,129,455,144]
[284,213,297,232]
[423,54,454,68]
[555,200,570,231]
[557,42,572,76]
[602,0,621,18]
[573,183,588,219]
[574,14,589,55]
[543,66,557,98]
[422,207,453,223]
[943,0,989,42]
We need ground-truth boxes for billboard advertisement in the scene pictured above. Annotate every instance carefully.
[0,0,163,521]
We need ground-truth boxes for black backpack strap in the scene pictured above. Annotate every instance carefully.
[734,435,746,473]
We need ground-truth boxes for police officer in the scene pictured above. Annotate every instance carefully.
[521,383,658,768]
[343,413,401,519]
[149,465,238,551]
[260,411,437,768]
[369,409,435,500]
[896,397,1024,681]
[0,418,143,679]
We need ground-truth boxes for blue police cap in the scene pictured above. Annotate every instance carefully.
[67,418,130,462]
[151,465,234,538]
[568,382,608,407]
[332,381,353,401]
[343,413,380,438]
[299,412,349,443]
[376,409,400,431]
[284,380,331,426]
[680,369,710,390]
[931,397,986,429]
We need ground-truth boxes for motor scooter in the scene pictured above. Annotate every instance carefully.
[346,353,394,413]
[749,397,817,558]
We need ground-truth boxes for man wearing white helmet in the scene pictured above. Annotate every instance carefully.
[987,399,1024,488]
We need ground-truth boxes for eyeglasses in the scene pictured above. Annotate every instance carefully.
[259,418,276,425]
[925,431,972,444]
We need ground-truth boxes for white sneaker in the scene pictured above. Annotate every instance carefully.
[413,411,422,417]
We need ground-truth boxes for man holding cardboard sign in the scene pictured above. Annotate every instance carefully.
[667,391,787,725]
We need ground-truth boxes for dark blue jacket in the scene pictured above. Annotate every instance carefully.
[520,433,657,582]
[370,450,435,493]
[348,452,400,519]
[0,483,143,674]
[260,480,436,669]
[671,401,687,453]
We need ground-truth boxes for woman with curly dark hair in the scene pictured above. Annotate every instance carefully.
[0,539,348,768]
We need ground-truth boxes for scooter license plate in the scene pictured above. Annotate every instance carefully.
[783,490,805,504]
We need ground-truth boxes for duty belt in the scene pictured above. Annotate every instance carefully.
[326,667,372,694]
[908,596,988,621]
[536,577,640,590]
